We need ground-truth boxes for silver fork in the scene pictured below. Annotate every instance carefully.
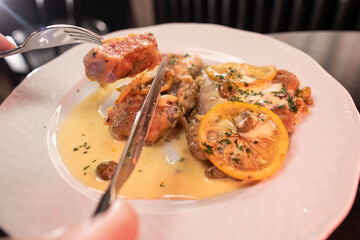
[0,24,103,58]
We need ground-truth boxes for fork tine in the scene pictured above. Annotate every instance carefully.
[63,28,102,40]
[63,30,100,40]
[72,37,103,45]
[64,32,103,43]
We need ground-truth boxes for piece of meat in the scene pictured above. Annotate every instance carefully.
[165,53,203,83]
[106,94,180,145]
[96,160,118,180]
[185,114,208,160]
[83,33,161,83]
[176,81,199,115]
[205,165,228,179]
[272,69,300,95]
[235,111,259,133]
[271,97,309,133]
[164,53,203,115]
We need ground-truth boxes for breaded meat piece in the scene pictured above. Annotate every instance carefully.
[105,94,181,146]
[83,33,162,83]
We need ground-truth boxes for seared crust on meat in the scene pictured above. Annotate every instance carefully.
[272,69,300,94]
[84,33,161,83]
[106,94,180,145]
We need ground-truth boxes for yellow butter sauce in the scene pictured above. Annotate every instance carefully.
[56,83,244,200]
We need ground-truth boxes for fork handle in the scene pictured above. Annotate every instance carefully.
[0,47,26,58]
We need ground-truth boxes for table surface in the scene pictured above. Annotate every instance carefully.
[270,31,360,239]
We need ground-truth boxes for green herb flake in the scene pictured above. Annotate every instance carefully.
[201,142,214,155]
[221,139,231,145]
[287,96,299,113]
[83,165,90,170]
[168,59,176,65]
[233,158,240,163]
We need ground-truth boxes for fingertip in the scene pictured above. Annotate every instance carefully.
[0,33,16,51]
[81,200,138,240]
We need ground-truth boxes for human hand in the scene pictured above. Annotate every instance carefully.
[0,200,138,240]
[48,200,138,240]
[0,34,15,51]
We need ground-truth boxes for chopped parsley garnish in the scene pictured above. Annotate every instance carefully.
[277,104,286,109]
[168,59,176,65]
[201,142,214,154]
[233,158,241,163]
[229,96,244,103]
[215,74,225,80]
[220,139,231,145]
[235,140,244,151]
[271,85,288,98]
[83,165,90,170]
[287,96,299,113]
[263,100,273,104]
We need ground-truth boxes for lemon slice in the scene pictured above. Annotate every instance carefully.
[205,63,277,89]
[198,102,288,180]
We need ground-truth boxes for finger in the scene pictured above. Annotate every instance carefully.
[0,34,15,51]
[53,200,138,240]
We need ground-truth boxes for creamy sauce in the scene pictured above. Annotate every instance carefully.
[56,84,244,200]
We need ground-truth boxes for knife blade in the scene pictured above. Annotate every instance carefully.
[94,55,167,215]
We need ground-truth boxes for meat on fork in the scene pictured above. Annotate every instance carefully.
[83,32,162,83]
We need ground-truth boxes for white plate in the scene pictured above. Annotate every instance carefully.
[1,23,360,239]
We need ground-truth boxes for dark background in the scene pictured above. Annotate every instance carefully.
[0,0,359,97]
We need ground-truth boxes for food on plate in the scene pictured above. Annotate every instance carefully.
[96,160,118,180]
[185,63,313,180]
[57,33,313,199]
[83,32,162,83]
[105,53,203,145]
[198,102,289,180]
